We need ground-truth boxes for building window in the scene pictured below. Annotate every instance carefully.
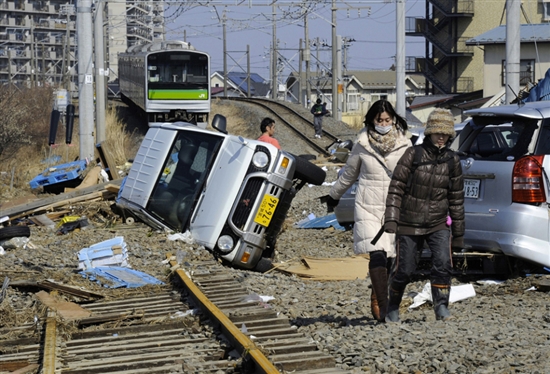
[347,93,359,111]
[543,3,550,22]
[501,59,535,86]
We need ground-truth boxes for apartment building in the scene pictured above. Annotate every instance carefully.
[406,0,546,95]
[0,0,164,91]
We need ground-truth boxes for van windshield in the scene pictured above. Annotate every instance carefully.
[146,131,223,231]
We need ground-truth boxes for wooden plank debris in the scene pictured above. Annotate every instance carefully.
[10,279,104,300]
[8,363,39,374]
[1,179,122,223]
[96,141,121,180]
[36,291,92,321]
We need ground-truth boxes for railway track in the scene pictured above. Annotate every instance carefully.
[0,256,347,374]
[224,98,347,158]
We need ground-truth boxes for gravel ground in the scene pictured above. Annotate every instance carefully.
[2,100,550,373]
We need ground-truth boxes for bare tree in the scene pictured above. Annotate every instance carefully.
[0,86,53,162]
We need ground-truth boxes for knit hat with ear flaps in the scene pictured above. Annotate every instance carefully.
[425,108,456,138]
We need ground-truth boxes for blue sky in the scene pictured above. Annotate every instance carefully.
[164,1,426,80]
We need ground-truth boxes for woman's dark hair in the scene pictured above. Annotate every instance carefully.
[260,117,275,133]
[363,99,408,131]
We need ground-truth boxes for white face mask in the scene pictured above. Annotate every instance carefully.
[374,124,392,135]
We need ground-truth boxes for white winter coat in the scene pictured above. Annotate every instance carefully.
[329,128,411,257]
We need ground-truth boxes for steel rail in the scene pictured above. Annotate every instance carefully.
[235,97,343,141]
[168,254,280,374]
[223,97,339,157]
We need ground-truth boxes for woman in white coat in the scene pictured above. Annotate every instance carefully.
[326,99,411,322]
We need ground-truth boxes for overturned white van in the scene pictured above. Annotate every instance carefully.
[116,115,326,271]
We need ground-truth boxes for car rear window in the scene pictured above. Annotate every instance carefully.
[459,116,538,161]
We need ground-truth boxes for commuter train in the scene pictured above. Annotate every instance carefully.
[118,40,210,125]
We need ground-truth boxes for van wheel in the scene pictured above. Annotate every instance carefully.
[0,226,31,241]
[254,257,274,273]
[293,155,326,186]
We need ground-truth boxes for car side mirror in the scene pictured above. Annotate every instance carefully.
[212,114,228,134]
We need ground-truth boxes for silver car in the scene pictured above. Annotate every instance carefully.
[456,101,550,269]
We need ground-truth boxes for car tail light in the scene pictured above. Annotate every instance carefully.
[512,155,546,203]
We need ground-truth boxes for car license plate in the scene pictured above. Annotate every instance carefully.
[464,179,480,198]
[254,194,279,227]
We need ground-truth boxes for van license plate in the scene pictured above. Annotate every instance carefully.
[464,179,480,199]
[254,195,279,227]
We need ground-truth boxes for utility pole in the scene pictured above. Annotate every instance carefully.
[331,0,339,121]
[94,0,106,143]
[316,37,320,75]
[271,4,277,100]
[77,0,95,161]
[304,8,311,107]
[30,17,35,88]
[8,50,12,89]
[61,5,72,90]
[396,0,406,117]
[223,10,227,97]
[298,39,303,105]
[342,38,347,113]
[336,35,342,121]
[505,0,520,104]
[41,44,45,84]
[247,44,251,98]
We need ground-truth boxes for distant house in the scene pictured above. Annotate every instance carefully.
[285,70,426,112]
[285,70,426,125]
[409,95,456,124]
[466,24,550,99]
[211,72,270,97]
[409,90,489,125]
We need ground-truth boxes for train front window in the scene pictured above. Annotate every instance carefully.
[147,52,208,87]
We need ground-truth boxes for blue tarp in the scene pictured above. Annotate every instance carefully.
[524,68,550,103]
[294,213,347,231]
[80,266,165,288]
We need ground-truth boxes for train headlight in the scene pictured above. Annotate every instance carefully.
[252,151,269,168]
[217,235,234,253]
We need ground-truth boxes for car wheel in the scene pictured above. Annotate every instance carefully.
[292,155,326,185]
[0,226,31,241]
[253,257,273,273]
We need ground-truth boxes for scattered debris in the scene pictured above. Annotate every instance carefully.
[408,282,477,310]
[274,256,370,280]
[35,290,91,321]
[80,266,164,288]
[294,213,346,231]
[29,159,88,193]
[9,279,104,300]
[77,236,129,270]
[56,216,89,235]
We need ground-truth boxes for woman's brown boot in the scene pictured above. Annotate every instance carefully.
[370,288,380,321]
[369,267,388,322]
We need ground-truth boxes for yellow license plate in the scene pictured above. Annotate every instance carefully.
[254,195,279,227]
